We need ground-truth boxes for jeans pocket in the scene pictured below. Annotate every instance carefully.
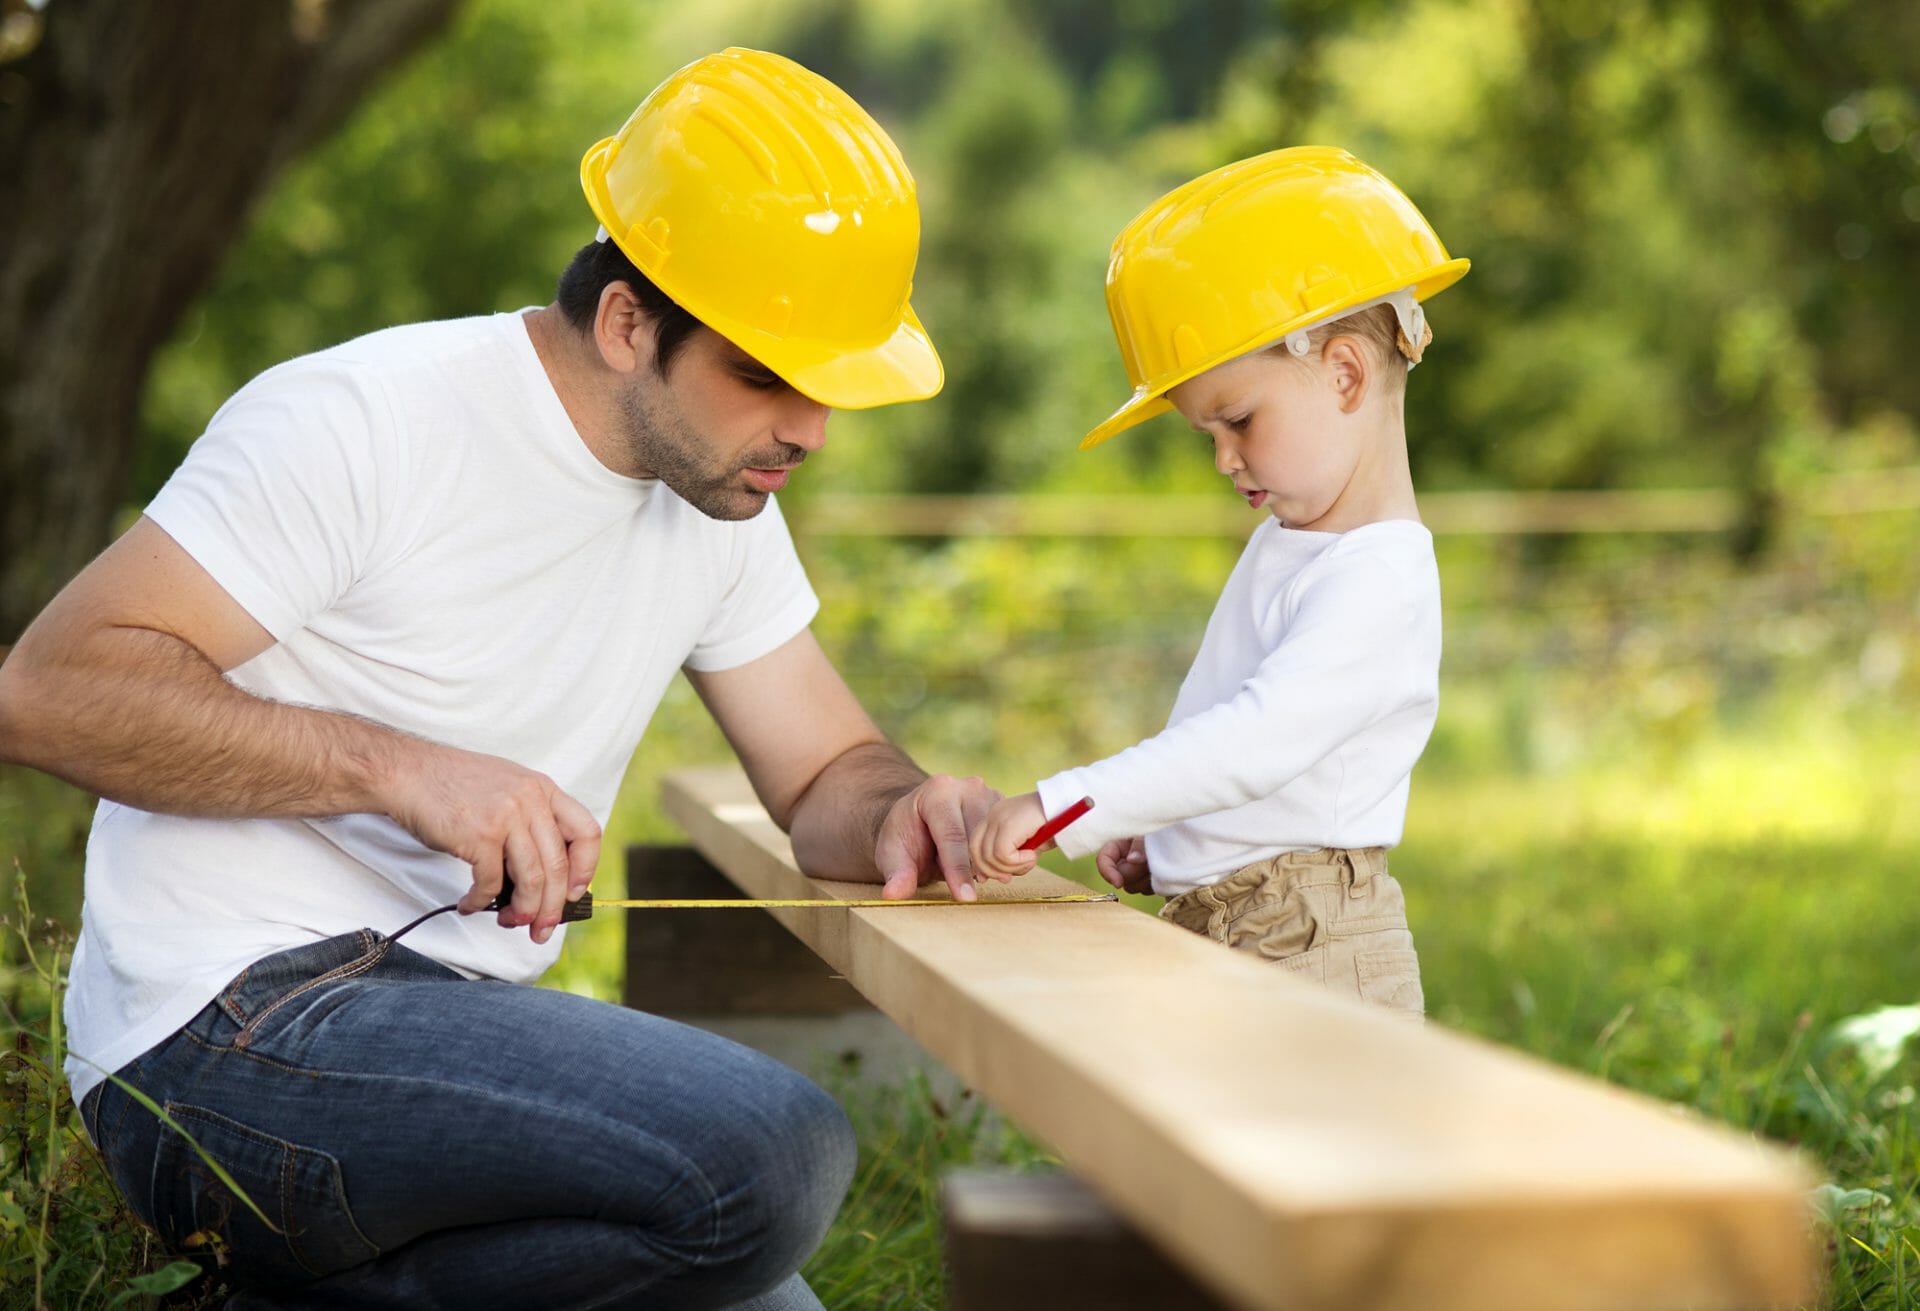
[1354,948,1426,1017]
[149,1102,379,1282]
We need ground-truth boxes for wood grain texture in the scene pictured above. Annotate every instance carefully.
[663,766,1819,1311]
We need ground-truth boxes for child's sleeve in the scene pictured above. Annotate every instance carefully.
[1034,554,1437,859]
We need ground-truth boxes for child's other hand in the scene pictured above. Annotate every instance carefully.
[968,791,1046,883]
[1096,836,1152,895]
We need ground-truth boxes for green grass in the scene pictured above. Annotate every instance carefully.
[1,870,211,1310]
[801,1066,1051,1310]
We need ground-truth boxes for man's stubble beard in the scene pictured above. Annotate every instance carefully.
[618,382,803,522]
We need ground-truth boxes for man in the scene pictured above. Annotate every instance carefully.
[0,48,995,1310]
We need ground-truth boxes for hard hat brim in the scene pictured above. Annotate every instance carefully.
[1080,392,1175,451]
[1079,258,1470,451]
[755,301,945,410]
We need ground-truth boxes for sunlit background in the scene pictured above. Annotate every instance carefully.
[4,1,1917,1305]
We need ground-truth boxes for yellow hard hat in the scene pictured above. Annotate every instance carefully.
[581,48,942,409]
[1082,146,1468,450]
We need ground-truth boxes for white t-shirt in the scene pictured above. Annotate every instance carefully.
[64,311,819,1103]
[1036,518,1440,897]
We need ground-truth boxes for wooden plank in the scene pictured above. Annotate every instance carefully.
[662,766,1818,1311]
[621,845,868,1015]
[943,1168,1233,1310]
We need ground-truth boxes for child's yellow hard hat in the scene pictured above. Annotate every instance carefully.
[581,48,942,409]
[1082,146,1468,450]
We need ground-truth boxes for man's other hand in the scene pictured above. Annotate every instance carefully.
[875,774,1000,903]
[387,747,601,945]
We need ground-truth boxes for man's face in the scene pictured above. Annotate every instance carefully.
[618,328,830,521]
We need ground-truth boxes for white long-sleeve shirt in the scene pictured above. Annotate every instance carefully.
[1036,518,1440,897]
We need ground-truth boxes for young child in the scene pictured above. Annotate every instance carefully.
[969,147,1468,1016]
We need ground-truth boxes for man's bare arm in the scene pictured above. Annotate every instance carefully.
[0,517,598,941]
[687,630,999,899]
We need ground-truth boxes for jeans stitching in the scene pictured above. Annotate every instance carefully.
[279,1136,297,1267]
[81,1085,102,1147]
[218,964,255,1027]
[164,1100,384,1276]
[313,1148,383,1265]
[181,1028,326,1077]
[101,1073,142,1165]
[233,943,392,1051]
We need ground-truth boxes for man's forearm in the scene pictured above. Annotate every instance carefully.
[786,740,926,880]
[0,625,412,819]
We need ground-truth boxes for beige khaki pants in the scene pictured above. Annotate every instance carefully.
[1159,847,1425,1017]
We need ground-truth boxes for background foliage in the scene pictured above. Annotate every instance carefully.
[5,0,1918,1306]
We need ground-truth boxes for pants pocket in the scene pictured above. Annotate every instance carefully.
[1354,947,1426,1018]
[1218,884,1332,962]
[148,1101,379,1283]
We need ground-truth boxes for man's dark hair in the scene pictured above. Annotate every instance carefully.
[555,237,705,374]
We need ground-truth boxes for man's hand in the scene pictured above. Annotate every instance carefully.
[967,791,1047,885]
[876,773,1001,902]
[1096,836,1153,895]
[687,633,1003,897]
[384,746,601,944]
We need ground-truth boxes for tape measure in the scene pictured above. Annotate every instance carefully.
[538,888,1118,923]
[387,795,1109,942]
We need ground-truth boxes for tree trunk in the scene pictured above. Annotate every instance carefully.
[0,0,462,641]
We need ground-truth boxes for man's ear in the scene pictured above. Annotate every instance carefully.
[593,281,660,376]
[1321,334,1372,414]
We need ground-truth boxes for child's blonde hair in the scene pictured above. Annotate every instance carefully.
[1270,302,1433,392]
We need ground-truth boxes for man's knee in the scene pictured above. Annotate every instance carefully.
[715,1070,856,1280]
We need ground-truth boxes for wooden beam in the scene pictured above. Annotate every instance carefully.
[662,766,1818,1311]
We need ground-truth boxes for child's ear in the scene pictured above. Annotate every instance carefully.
[1322,334,1372,414]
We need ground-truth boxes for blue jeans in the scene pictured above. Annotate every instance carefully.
[81,930,856,1309]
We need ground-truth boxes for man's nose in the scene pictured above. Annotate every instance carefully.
[780,396,831,453]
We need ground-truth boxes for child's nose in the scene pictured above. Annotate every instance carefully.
[1213,435,1243,477]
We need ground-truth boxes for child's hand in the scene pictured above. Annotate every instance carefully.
[1096,836,1152,895]
[968,791,1047,883]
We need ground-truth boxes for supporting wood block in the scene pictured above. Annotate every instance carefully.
[622,844,869,1015]
[944,1168,1232,1311]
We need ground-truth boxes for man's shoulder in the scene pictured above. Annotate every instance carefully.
[221,313,521,439]
[276,313,511,387]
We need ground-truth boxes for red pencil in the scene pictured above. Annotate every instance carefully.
[1019,796,1095,851]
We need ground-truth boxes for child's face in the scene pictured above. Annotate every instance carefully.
[1167,342,1371,531]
